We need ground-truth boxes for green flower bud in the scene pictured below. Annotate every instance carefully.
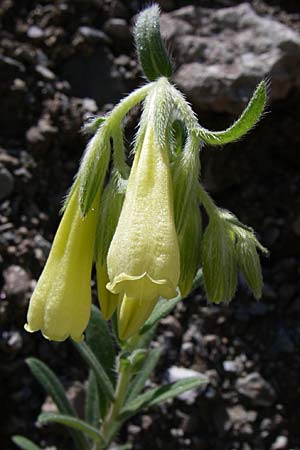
[79,126,110,217]
[95,171,126,266]
[202,214,237,303]
[172,135,200,233]
[178,205,202,297]
[235,228,268,299]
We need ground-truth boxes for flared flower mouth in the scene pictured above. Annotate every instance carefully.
[107,272,178,302]
[24,322,84,342]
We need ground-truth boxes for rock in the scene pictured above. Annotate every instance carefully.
[6,331,23,351]
[161,3,300,113]
[27,26,44,40]
[292,216,300,236]
[272,327,295,354]
[227,405,257,427]
[160,315,182,338]
[160,14,193,41]
[104,18,131,48]
[26,116,58,152]
[33,234,51,263]
[166,366,207,404]
[66,382,85,418]
[236,372,276,406]
[0,167,14,199]
[223,360,240,374]
[81,98,98,114]
[60,47,125,104]
[78,26,110,44]
[271,435,288,450]
[3,265,31,296]
[41,396,58,414]
[35,65,56,81]
[0,55,25,82]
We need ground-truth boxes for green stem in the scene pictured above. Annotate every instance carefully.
[168,83,199,133]
[107,83,154,129]
[100,360,133,448]
[197,183,219,219]
[112,127,130,179]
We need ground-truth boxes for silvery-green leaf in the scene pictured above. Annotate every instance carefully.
[38,413,105,447]
[12,436,42,450]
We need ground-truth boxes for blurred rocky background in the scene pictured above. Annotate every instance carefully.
[0,1,300,449]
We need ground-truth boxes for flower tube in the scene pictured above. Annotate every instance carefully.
[106,123,180,339]
[25,186,98,341]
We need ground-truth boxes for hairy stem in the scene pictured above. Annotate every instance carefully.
[99,356,134,449]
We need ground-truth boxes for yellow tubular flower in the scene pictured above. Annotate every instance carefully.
[106,124,180,338]
[96,263,119,320]
[25,186,98,341]
[118,294,158,341]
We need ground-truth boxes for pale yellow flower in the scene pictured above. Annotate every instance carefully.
[106,124,180,338]
[117,294,157,341]
[25,186,98,341]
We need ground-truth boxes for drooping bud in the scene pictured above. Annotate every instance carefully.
[172,135,201,233]
[235,228,268,299]
[172,135,201,297]
[178,205,202,297]
[79,126,110,217]
[202,212,237,303]
[94,171,126,266]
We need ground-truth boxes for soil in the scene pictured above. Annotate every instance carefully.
[1,1,300,450]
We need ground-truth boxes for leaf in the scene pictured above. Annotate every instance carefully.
[39,413,105,447]
[195,80,267,145]
[26,358,76,416]
[86,305,116,384]
[85,370,100,428]
[126,348,162,402]
[12,436,42,450]
[73,341,115,402]
[140,294,182,335]
[26,358,89,450]
[84,305,117,417]
[120,377,207,420]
